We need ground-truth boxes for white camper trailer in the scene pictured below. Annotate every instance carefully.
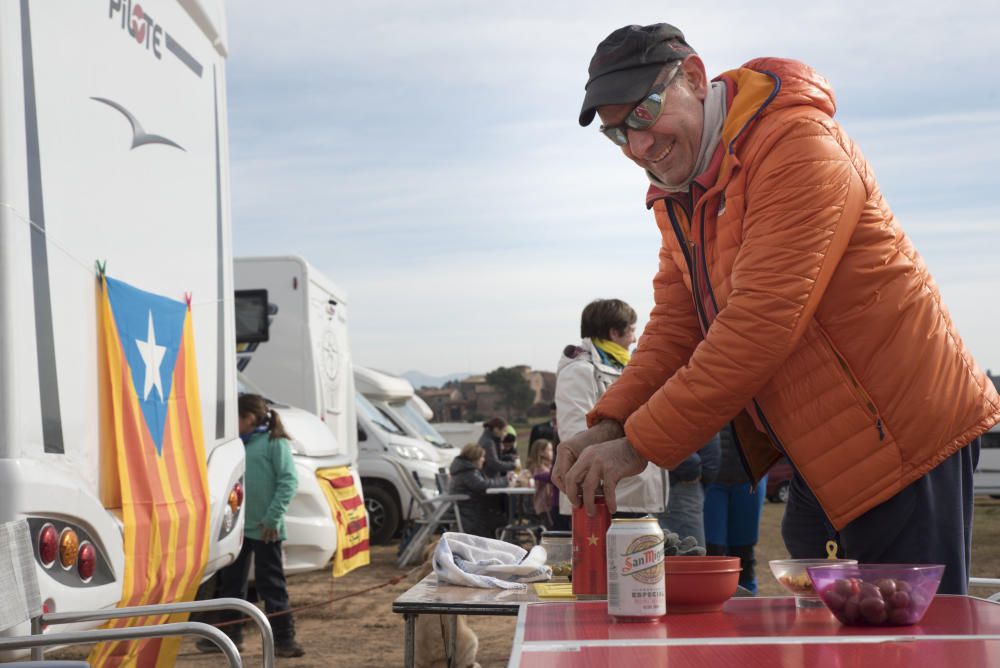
[0,0,243,635]
[354,367,458,467]
[353,367,460,544]
[234,256,364,567]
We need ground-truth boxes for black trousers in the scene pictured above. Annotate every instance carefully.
[781,438,980,595]
[216,537,295,641]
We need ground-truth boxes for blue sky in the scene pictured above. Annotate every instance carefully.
[227,1,999,378]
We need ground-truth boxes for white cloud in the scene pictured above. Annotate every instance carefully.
[227,1,1000,378]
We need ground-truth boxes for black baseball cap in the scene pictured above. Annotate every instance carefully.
[579,23,695,127]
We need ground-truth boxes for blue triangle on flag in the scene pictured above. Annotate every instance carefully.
[105,277,188,455]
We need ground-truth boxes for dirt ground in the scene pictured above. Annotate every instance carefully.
[50,496,1000,667]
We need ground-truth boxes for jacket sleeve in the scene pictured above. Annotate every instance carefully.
[669,452,702,484]
[698,433,722,485]
[461,470,508,493]
[625,117,867,469]
[482,436,515,473]
[261,438,299,529]
[588,239,702,427]
[555,360,599,440]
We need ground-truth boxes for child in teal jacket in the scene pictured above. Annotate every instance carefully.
[198,394,304,658]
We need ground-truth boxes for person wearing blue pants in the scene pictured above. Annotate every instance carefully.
[704,426,766,594]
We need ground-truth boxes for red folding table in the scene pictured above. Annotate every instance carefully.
[509,595,1000,667]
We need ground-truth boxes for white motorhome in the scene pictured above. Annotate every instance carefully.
[0,0,243,637]
[353,367,462,544]
[355,367,458,467]
[233,256,364,567]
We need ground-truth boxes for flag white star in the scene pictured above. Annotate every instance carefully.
[135,310,166,401]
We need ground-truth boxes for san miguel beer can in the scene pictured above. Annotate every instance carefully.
[572,494,611,596]
[606,517,666,621]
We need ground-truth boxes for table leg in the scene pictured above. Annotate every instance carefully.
[404,613,416,668]
[447,615,457,668]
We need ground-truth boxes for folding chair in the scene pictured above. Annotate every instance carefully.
[397,470,468,568]
[0,519,275,667]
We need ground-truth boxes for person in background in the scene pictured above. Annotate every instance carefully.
[660,433,720,547]
[530,402,560,447]
[500,428,519,467]
[704,426,768,593]
[449,443,514,538]
[198,394,304,658]
[555,23,998,595]
[527,438,558,527]
[555,299,668,519]
[478,416,519,478]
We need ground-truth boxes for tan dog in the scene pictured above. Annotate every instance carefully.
[413,539,480,668]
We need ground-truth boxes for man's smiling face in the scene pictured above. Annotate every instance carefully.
[597,56,708,188]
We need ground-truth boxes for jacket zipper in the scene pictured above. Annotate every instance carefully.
[666,200,758,484]
[665,203,710,333]
[694,202,762,484]
[818,330,885,441]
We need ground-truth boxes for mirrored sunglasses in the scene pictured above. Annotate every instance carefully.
[599,66,681,146]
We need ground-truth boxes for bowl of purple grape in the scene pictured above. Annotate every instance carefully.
[806,563,944,626]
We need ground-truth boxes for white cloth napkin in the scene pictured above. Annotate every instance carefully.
[432,532,552,590]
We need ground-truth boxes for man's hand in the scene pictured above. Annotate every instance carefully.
[551,420,625,495]
[260,526,279,543]
[563,437,649,516]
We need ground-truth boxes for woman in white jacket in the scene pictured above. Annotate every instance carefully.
[555,299,668,517]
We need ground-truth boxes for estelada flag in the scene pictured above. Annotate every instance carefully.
[317,467,370,577]
[89,275,210,668]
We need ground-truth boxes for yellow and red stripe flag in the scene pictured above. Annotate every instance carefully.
[317,467,370,577]
[89,275,210,667]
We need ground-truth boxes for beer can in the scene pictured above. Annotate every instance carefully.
[606,517,665,621]
[571,494,611,596]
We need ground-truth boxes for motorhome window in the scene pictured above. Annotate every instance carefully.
[394,400,448,447]
[983,432,1000,449]
[356,393,406,435]
[234,289,270,343]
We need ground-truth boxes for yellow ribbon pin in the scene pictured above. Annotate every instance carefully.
[826,540,839,560]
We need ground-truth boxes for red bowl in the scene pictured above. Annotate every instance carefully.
[664,556,741,572]
[664,556,741,613]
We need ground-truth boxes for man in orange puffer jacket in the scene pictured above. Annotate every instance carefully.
[551,23,1000,595]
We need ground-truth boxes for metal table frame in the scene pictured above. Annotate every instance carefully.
[392,574,546,668]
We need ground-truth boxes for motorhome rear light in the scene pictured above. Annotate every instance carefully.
[38,523,58,567]
[222,506,235,534]
[77,542,96,582]
[228,489,240,513]
[58,528,79,569]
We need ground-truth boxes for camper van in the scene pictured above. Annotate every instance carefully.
[233,256,364,562]
[0,0,243,635]
[353,367,461,544]
[355,367,458,467]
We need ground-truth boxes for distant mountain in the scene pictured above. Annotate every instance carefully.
[401,370,474,389]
